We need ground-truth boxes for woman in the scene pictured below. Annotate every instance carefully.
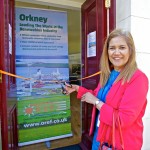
[65,29,149,150]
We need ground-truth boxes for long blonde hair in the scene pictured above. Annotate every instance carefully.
[100,29,137,87]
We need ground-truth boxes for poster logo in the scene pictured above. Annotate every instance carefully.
[24,105,36,117]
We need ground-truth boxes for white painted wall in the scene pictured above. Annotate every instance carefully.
[116,0,150,149]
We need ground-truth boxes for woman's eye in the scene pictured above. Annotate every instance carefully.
[109,47,114,50]
[120,46,125,50]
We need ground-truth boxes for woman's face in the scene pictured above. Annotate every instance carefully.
[108,36,130,71]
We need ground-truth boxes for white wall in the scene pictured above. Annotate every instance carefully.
[116,0,150,149]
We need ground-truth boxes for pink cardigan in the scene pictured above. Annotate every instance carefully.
[77,69,149,150]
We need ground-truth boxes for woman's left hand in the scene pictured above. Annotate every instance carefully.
[81,92,99,105]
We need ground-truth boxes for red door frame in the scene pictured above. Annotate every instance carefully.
[0,0,18,150]
[0,0,9,148]
[80,0,116,149]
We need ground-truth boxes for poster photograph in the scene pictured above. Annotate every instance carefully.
[15,7,72,146]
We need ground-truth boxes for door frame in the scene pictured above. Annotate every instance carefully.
[80,0,116,149]
[0,0,18,149]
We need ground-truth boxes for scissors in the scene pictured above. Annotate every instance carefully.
[54,77,72,95]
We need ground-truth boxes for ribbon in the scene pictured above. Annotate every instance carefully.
[0,70,101,82]
[0,70,30,80]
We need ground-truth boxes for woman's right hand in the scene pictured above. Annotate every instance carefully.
[64,82,79,95]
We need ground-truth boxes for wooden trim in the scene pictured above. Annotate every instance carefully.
[109,0,116,32]
[0,0,9,149]
[0,0,18,149]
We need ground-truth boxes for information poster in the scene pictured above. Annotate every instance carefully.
[9,24,12,55]
[15,7,72,146]
[87,31,96,57]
